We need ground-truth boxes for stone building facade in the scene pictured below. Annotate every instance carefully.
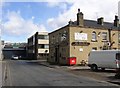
[48,9,120,65]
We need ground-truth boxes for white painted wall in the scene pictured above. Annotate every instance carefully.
[38,39,49,44]
[38,49,49,53]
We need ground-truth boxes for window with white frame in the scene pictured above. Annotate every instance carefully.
[118,33,120,43]
[102,32,107,40]
[92,32,97,41]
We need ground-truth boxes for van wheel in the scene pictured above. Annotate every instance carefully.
[101,68,105,71]
[91,64,98,71]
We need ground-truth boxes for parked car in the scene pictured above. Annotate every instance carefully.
[88,50,120,71]
[11,55,19,60]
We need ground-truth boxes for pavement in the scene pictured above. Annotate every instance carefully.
[38,60,59,68]
[38,60,120,85]
[38,60,90,69]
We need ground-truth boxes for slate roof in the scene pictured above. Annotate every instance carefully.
[49,18,120,34]
[84,19,120,30]
[70,19,120,30]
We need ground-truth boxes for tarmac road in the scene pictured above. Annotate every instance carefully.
[2,60,119,87]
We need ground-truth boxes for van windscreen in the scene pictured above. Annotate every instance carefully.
[116,53,120,60]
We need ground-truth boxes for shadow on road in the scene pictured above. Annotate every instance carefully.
[107,76,120,85]
[26,61,40,65]
[96,69,116,73]
[73,69,116,73]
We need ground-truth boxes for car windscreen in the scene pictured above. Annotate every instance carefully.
[116,53,120,60]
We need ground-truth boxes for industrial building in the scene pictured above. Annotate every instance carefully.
[27,32,49,60]
[48,9,120,65]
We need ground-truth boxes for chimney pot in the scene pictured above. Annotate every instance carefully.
[115,15,118,20]
[78,8,80,13]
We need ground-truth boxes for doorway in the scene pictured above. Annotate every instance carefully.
[55,46,59,64]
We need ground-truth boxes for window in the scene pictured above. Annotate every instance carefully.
[92,47,97,51]
[44,35,49,40]
[118,33,120,43]
[38,44,49,49]
[44,44,49,49]
[92,32,97,41]
[38,44,44,48]
[61,33,67,41]
[116,53,120,60]
[102,32,107,40]
[38,35,49,40]
[38,35,44,39]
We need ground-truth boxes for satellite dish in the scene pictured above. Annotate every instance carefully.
[107,42,111,46]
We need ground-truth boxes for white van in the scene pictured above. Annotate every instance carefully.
[88,50,120,71]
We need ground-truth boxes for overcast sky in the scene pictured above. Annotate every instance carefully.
[1,0,120,43]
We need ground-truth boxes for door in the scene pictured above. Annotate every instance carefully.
[55,46,59,64]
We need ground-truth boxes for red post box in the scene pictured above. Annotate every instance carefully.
[68,57,76,65]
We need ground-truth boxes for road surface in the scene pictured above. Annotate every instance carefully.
[2,60,118,86]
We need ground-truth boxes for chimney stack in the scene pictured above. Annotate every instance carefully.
[77,8,84,26]
[114,15,119,27]
[97,17,104,25]
[68,19,73,26]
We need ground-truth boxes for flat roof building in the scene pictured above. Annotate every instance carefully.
[27,32,49,60]
[48,9,120,65]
